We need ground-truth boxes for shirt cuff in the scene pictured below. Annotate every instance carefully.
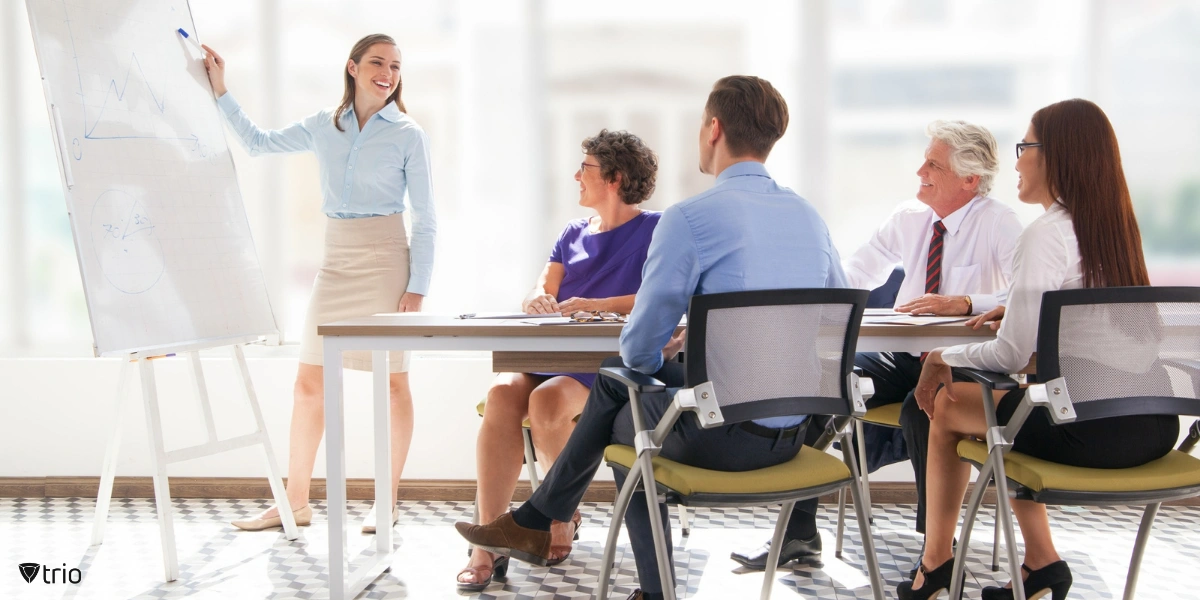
[216,92,239,115]
[968,294,998,315]
[405,275,430,297]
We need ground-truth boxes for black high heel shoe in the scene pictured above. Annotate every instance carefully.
[897,557,955,600]
[981,561,1072,600]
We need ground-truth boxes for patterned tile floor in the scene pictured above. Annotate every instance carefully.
[1,498,1197,599]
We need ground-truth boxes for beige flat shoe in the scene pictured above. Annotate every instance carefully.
[362,505,400,534]
[232,504,312,531]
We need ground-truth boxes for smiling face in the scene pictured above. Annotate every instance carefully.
[915,139,979,216]
[1016,123,1053,207]
[346,43,400,103]
[575,155,612,208]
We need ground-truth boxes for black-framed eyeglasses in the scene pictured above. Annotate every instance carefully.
[580,161,601,173]
[1016,142,1043,159]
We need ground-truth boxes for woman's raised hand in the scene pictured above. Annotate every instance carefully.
[200,44,228,98]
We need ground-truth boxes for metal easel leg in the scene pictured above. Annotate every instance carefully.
[139,358,179,582]
[232,345,297,540]
[92,358,131,546]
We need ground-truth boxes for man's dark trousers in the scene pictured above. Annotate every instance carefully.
[527,357,811,594]
[790,351,931,535]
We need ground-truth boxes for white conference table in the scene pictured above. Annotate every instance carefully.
[316,314,996,599]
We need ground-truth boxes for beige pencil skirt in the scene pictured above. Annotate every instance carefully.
[298,213,412,373]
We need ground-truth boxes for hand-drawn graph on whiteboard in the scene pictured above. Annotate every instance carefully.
[26,0,278,356]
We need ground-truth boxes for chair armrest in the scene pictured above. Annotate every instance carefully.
[1180,419,1200,454]
[599,367,667,393]
[952,367,1019,391]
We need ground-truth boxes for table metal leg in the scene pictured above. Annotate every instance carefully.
[324,340,348,600]
[372,351,393,560]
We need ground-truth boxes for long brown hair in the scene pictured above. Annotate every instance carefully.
[333,34,407,132]
[1031,99,1149,288]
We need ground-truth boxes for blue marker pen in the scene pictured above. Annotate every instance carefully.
[177,28,203,53]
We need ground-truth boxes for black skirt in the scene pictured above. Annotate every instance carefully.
[995,388,1179,469]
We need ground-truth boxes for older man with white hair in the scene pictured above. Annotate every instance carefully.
[732,120,1022,575]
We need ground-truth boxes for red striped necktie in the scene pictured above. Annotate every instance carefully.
[920,220,947,362]
[926,220,946,295]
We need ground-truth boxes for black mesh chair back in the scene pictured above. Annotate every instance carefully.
[1036,287,1200,421]
[683,288,869,425]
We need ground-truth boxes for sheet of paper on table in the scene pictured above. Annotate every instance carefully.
[864,314,971,326]
[459,312,565,319]
[520,315,691,326]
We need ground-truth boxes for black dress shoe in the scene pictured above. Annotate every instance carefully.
[730,533,821,570]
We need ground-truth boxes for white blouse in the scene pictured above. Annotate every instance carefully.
[941,202,1082,373]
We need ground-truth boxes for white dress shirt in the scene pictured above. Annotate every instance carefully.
[941,202,1082,373]
[843,195,1022,315]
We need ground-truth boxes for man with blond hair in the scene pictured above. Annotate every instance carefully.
[732,120,1022,576]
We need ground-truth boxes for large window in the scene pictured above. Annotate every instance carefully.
[4,0,1198,355]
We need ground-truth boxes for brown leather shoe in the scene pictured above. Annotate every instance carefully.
[625,590,644,600]
[454,512,552,567]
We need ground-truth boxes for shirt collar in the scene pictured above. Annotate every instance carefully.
[377,102,403,122]
[935,195,982,236]
[715,161,771,184]
[345,102,404,125]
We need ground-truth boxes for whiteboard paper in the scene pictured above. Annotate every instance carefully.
[26,0,278,356]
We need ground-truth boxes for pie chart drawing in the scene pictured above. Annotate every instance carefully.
[90,190,165,294]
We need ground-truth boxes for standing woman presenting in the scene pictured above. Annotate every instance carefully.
[202,34,437,533]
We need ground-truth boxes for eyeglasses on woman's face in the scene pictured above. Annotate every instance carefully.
[579,161,601,173]
[1016,142,1043,159]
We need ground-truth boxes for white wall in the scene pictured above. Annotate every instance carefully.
[0,351,917,484]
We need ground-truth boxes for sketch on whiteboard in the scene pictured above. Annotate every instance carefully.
[61,0,206,152]
[90,189,165,294]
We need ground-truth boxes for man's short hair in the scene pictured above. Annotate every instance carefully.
[581,129,659,205]
[704,76,789,158]
[925,120,1000,196]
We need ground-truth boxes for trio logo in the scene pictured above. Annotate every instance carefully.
[17,562,82,584]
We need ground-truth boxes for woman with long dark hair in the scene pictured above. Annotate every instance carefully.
[202,34,437,533]
[897,99,1177,600]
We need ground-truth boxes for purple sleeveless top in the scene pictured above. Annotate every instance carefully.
[540,211,661,388]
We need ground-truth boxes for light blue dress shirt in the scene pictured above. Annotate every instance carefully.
[620,161,848,428]
[216,93,437,296]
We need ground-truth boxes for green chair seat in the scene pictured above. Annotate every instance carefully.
[604,444,850,497]
[861,404,902,428]
[476,398,532,429]
[958,441,1200,493]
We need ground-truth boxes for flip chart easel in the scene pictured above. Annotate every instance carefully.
[24,0,297,581]
[91,343,299,581]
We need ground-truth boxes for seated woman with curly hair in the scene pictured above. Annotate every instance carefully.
[457,129,661,593]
